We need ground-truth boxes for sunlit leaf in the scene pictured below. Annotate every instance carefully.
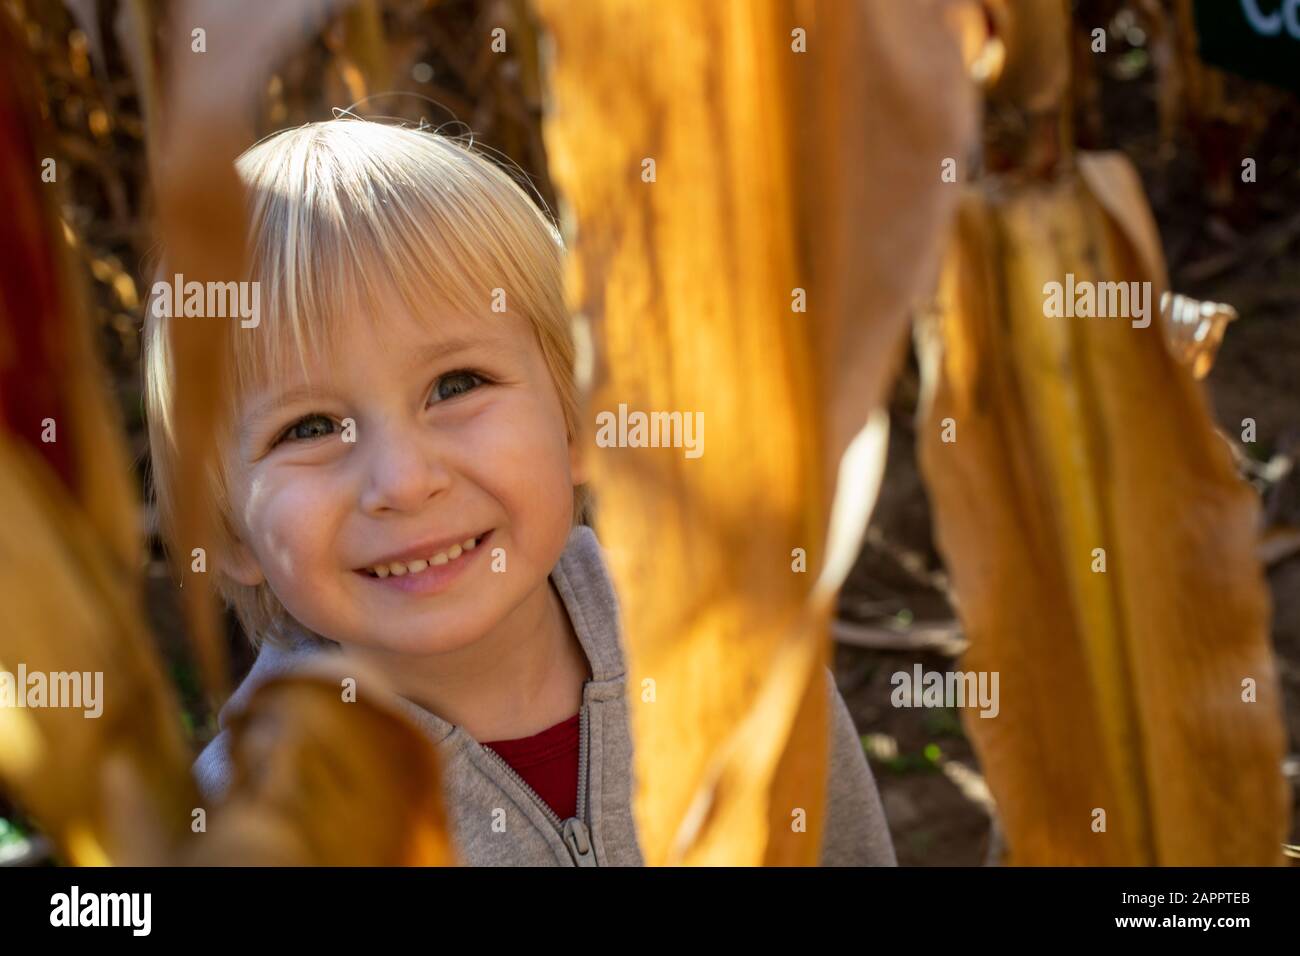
[534,0,974,865]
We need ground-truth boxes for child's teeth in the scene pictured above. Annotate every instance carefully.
[372,536,485,577]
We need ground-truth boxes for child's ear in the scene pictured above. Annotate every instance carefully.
[220,538,266,588]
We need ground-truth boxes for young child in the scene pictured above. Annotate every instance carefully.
[144,119,896,867]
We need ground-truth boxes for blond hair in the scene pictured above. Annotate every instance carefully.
[144,119,584,646]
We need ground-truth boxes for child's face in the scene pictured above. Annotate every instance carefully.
[224,289,582,655]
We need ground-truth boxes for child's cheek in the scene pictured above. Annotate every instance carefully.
[481,399,575,549]
[247,469,348,592]
[473,393,566,480]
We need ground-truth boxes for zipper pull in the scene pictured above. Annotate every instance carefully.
[562,818,598,867]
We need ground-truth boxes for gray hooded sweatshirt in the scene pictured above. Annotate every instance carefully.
[193,525,897,866]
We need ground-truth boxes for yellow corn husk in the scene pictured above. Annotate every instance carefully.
[915,152,1289,865]
[533,0,973,865]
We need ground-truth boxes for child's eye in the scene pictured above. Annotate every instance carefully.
[275,414,337,446]
[430,370,487,404]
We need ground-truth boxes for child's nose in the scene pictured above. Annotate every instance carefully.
[357,426,452,515]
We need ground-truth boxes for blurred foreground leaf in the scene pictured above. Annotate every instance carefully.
[535,0,974,865]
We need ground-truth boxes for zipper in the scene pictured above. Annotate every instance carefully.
[479,699,597,866]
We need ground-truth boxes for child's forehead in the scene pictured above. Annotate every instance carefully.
[364,297,517,348]
[243,302,527,396]
[339,299,529,365]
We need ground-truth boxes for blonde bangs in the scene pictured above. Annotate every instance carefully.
[229,120,568,409]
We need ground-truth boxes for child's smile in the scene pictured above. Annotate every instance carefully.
[355,528,492,594]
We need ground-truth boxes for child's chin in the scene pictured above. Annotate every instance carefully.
[353,614,496,657]
[376,631,483,656]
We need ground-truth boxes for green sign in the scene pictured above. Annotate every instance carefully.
[1193,0,1300,94]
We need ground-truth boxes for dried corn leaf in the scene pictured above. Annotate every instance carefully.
[0,10,140,570]
[0,14,189,866]
[149,0,357,699]
[916,155,1288,865]
[187,662,455,866]
[983,0,1070,112]
[0,436,196,866]
[534,0,972,864]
